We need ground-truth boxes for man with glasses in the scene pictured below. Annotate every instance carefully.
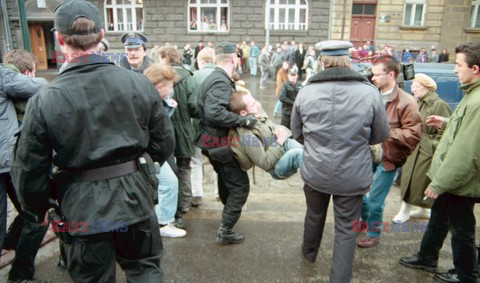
[357,55,422,248]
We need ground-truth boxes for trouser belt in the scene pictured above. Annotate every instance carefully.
[55,160,138,183]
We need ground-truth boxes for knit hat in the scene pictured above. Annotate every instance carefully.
[413,73,437,91]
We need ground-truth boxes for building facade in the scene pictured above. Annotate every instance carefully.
[1,0,330,69]
[330,0,480,61]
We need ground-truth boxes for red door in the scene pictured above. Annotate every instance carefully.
[350,2,377,47]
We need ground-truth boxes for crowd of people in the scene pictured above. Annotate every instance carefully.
[1,1,479,282]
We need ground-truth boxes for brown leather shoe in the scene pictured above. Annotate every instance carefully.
[356,237,380,248]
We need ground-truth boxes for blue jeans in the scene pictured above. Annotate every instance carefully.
[361,164,397,238]
[249,57,257,76]
[270,139,303,179]
[274,100,282,114]
[155,163,178,225]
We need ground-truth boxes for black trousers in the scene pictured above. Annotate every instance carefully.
[418,192,478,282]
[302,184,363,282]
[204,150,250,228]
[68,215,163,283]
[3,173,49,281]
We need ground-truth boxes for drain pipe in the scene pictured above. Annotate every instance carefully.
[1,0,13,51]
[17,0,31,51]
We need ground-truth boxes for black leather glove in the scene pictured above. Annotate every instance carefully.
[244,115,257,129]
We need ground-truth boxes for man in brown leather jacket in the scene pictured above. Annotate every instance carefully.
[357,55,422,248]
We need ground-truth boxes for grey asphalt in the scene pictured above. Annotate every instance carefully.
[0,70,474,282]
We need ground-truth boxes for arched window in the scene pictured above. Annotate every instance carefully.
[188,0,229,32]
[266,0,308,31]
[104,0,144,32]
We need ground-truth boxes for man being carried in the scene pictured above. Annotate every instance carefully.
[228,91,303,179]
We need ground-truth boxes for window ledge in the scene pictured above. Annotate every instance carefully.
[106,31,144,34]
[464,28,480,33]
[399,25,428,31]
[187,31,230,35]
[268,30,309,35]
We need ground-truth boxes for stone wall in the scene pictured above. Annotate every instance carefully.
[330,0,353,40]
[330,0,480,62]
[98,0,330,52]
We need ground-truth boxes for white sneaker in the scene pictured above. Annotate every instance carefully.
[160,223,187,238]
[392,201,412,224]
[410,208,431,219]
[392,211,410,224]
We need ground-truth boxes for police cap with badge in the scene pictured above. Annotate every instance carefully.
[315,40,353,56]
[121,32,148,49]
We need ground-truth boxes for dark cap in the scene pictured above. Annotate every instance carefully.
[53,0,102,35]
[215,42,236,55]
[121,32,148,49]
[288,67,298,75]
[315,40,353,56]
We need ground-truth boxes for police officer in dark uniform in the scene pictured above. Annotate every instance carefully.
[11,1,174,281]
[120,31,154,73]
[197,42,256,244]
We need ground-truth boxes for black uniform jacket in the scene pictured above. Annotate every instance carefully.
[196,67,247,148]
[11,54,175,235]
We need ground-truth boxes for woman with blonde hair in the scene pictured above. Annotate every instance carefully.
[144,64,187,238]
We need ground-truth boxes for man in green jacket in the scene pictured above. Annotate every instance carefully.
[228,91,303,179]
[400,42,480,283]
[159,46,199,220]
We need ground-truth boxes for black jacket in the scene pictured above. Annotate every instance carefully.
[11,54,175,235]
[279,81,302,128]
[196,67,247,148]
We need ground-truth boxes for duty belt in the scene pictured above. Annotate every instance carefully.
[54,160,138,183]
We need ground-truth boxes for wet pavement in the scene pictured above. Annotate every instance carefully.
[0,70,477,282]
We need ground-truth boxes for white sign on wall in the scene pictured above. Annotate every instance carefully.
[37,0,46,8]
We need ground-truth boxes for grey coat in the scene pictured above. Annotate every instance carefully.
[291,67,390,195]
[0,66,47,173]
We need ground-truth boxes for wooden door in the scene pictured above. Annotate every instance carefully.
[350,3,376,46]
[29,24,48,70]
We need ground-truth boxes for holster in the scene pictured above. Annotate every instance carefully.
[48,206,72,245]
[137,152,160,204]
[207,146,235,164]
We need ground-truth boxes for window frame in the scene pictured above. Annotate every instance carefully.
[187,0,230,33]
[104,0,144,33]
[470,0,480,28]
[403,0,426,27]
[265,0,309,31]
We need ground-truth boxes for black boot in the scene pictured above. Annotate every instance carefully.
[216,224,244,244]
